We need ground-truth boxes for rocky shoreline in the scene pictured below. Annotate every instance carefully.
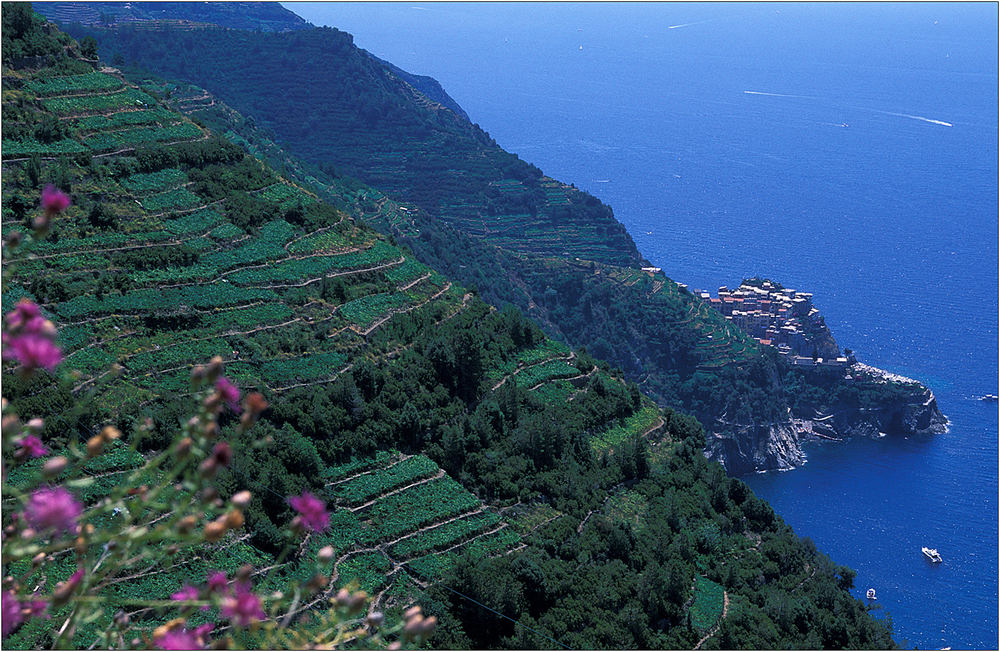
[705,362,949,476]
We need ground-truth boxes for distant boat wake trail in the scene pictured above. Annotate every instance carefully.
[743,91,954,127]
[869,109,953,127]
[667,19,714,29]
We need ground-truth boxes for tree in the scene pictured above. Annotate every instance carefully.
[80,35,98,59]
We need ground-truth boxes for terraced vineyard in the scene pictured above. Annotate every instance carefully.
[302,452,522,606]
[1,19,899,651]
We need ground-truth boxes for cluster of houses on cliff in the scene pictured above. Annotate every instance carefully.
[685,279,853,369]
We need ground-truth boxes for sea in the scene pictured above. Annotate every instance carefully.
[289,3,998,648]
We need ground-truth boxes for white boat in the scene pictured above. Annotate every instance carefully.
[922,547,943,563]
[866,588,877,600]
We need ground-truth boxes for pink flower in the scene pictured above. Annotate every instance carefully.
[2,591,23,638]
[17,435,48,459]
[220,583,265,626]
[24,600,48,619]
[171,585,199,602]
[2,334,62,372]
[40,185,70,215]
[215,377,241,413]
[5,300,40,331]
[154,623,214,650]
[210,442,232,468]
[288,491,329,532]
[206,572,228,595]
[23,486,83,536]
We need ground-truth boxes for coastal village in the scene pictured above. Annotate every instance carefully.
[686,279,853,369]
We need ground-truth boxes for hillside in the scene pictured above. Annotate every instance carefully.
[0,7,895,650]
[33,2,309,32]
[83,16,950,474]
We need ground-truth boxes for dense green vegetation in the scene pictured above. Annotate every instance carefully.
[68,24,926,477]
[2,11,895,649]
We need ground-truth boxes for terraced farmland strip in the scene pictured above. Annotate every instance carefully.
[405,529,520,581]
[200,303,296,332]
[82,123,203,151]
[361,476,480,544]
[590,405,662,453]
[203,239,285,271]
[227,243,400,286]
[689,576,726,633]
[54,284,278,319]
[286,229,350,254]
[339,292,413,330]
[330,455,438,506]
[257,349,349,386]
[257,219,296,246]
[337,551,393,593]
[26,72,124,96]
[512,358,580,389]
[127,336,233,373]
[41,88,157,115]
[73,107,176,131]
[121,168,188,194]
[1,138,88,157]
[388,511,502,559]
[322,451,395,484]
[162,207,223,235]
[257,182,316,208]
[141,187,202,213]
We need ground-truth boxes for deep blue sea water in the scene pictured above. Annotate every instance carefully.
[290,3,998,648]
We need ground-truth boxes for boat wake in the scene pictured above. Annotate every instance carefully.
[743,90,816,99]
[874,110,953,127]
[667,19,714,29]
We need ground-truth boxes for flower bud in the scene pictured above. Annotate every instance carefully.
[191,365,206,389]
[403,616,424,639]
[317,546,334,562]
[231,490,252,508]
[306,573,328,593]
[100,426,121,442]
[198,458,218,479]
[6,230,23,248]
[223,510,244,530]
[166,544,179,556]
[26,418,44,433]
[43,456,67,478]
[31,552,45,567]
[20,528,36,540]
[346,590,367,614]
[235,564,253,585]
[114,610,130,628]
[2,415,20,438]
[387,642,402,651]
[206,356,224,383]
[178,515,198,535]
[334,588,350,606]
[32,214,50,238]
[75,536,87,556]
[153,619,185,642]
[175,437,193,459]
[421,615,438,635]
[202,488,219,504]
[403,606,422,621]
[366,611,384,627]
[203,521,226,542]
[86,435,104,458]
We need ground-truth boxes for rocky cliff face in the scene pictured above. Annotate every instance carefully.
[705,363,948,475]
